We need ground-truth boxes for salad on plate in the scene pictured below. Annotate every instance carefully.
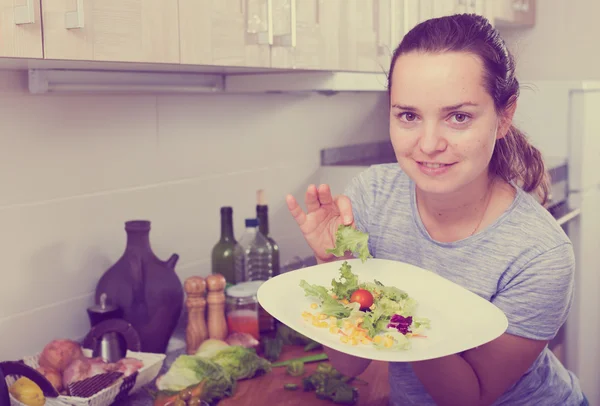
[299,225,431,350]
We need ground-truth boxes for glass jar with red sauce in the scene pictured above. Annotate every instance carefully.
[225,281,261,340]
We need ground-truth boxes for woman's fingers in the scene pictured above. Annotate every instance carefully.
[335,195,354,225]
[286,194,307,226]
[317,184,333,205]
[305,184,321,213]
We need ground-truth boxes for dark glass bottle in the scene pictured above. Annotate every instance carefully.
[212,207,238,286]
[257,204,280,277]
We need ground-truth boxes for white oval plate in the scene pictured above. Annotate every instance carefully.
[257,258,508,362]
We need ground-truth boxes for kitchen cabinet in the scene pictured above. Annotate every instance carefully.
[178,0,270,68]
[372,0,417,72]
[494,0,535,28]
[41,0,180,63]
[0,0,43,58]
[178,0,390,73]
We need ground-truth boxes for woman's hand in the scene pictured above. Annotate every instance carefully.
[286,184,354,263]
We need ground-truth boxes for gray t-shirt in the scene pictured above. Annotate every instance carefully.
[343,163,584,406]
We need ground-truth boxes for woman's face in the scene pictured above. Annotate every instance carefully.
[389,51,507,195]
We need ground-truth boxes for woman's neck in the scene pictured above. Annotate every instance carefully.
[416,173,500,242]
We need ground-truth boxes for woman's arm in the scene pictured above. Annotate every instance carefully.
[412,243,575,405]
[324,346,372,377]
[410,333,547,406]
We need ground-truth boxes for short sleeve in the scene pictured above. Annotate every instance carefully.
[491,243,575,341]
[342,167,377,235]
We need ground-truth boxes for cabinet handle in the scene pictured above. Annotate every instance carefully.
[254,0,274,45]
[65,0,85,29]
[14,0,35,25]
[274,0,297,48]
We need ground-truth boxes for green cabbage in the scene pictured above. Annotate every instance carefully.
[209,346,271,381]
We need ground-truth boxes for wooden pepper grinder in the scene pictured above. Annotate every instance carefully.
[184,276,208,354]
[206,274,228,340]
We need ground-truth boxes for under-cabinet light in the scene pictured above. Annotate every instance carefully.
[28,69,225,95]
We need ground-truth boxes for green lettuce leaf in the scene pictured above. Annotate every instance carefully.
[326,225,372,262]
[299,280,352,318]
[210,346,271,381]
[330,261,359,300]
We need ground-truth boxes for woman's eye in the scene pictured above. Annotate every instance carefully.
[399,112,417,122]
[450,113,470,124]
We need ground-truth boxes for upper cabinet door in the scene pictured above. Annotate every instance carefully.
[375,0,417,71]
[269,0,322,70]
[179,0,270,68]
[0,0,43,58]
[324,0,378,73]
[41,0,180,63]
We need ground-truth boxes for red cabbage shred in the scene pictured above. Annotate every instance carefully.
[387,314,413,335]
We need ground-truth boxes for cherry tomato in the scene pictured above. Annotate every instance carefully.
[350,289,374,310]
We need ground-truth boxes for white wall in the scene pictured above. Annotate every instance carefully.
[500,0,600,81]
[0,69,389,360]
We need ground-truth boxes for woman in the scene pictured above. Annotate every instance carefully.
[286,13,586,406]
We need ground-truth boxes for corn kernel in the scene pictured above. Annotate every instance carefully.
[312,319,321,326]
[329,316,336,322]
[329,326,339,334]
[351,337,359,346]
[302,311,312,318]
[318,314,328,320]
[356,317,364,324]
[340,336,349,343]
[361,337,372,345]
[373,336,383,344]
[341,299,349,305]
[343,321,352,329]
[310,303,318,309]
[370,304,376,310]
[384,336,394,348]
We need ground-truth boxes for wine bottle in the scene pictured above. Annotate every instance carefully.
[256,190,280,277]
[211,207,238,286]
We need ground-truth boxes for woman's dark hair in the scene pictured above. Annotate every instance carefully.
[388,14,549,204]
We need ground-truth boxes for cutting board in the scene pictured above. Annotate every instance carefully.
[220,345,390,406]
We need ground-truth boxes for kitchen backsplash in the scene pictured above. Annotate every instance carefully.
[0,69,389,360]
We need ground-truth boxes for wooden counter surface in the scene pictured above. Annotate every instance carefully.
[219,345,390,406]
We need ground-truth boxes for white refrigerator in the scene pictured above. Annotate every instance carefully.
[515,81,600,405]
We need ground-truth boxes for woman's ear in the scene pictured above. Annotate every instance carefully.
[497,98,518,140]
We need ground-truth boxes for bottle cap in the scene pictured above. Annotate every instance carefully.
[245,218,259,227]
[226,281,264,298]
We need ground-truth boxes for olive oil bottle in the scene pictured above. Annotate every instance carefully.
[211,206,238,286]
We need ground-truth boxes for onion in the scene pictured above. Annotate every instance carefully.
[225,332,259,348]
[39,339,84,373]
[36,366,63,392]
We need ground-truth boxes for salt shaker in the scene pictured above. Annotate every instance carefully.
[184,276,209,354]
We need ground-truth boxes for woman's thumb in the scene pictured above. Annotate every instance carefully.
[335,195,354,225]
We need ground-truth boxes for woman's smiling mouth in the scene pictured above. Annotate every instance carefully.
[417,161,456,175]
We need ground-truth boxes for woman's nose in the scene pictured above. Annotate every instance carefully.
[418,125,447,154]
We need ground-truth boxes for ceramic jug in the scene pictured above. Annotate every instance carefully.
[95,220,183,354]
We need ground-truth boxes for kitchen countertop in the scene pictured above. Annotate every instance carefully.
[115,324,390,406]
